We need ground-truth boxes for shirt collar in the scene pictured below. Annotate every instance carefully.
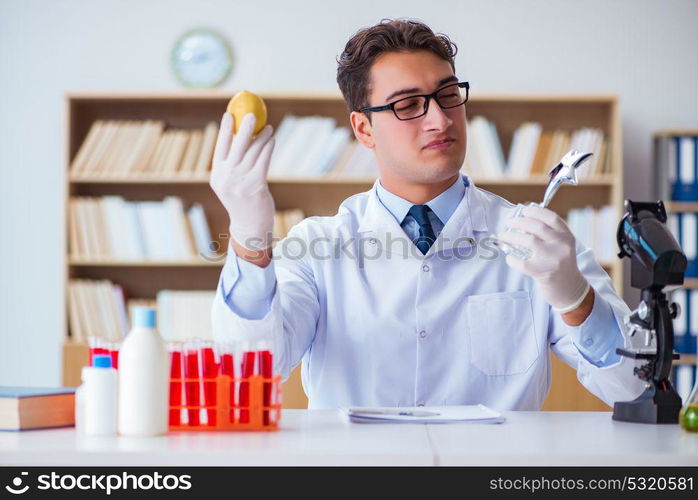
[375,174,467,226]
[356,174,487,257]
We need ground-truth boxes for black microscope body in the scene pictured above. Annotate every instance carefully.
[612,200,688,424]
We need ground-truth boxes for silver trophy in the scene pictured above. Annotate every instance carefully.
[492,149,593,260]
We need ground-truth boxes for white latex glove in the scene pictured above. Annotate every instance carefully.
[496,205,590,314]
[210,112,276,251]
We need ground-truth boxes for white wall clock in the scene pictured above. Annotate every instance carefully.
[171,28,233,88]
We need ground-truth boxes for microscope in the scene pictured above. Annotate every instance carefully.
[612,200,688,424]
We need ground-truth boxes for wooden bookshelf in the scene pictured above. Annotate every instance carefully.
[63,92,625,411]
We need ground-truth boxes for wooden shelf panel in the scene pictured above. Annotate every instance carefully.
[667,202,698,212]
[69,265,223,298]
[481,183,613,211]
[653,129,698,137]
[683,278,698,289]
[70,175,211,184]
[69,258,224,267]
[69,174,615,187]
[67,258,618,270]
[676,354,697,366]
[68,175,617,215]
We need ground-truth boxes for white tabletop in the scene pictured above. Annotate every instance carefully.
[1,410,696,466]
[0,410,432,466]
[427,411,698,466]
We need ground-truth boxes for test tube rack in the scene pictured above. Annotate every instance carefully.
[168,374,282,432]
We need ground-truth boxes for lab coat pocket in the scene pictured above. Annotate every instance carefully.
[466,290,539,376]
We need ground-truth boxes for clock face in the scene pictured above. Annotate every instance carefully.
[171,29,233,88]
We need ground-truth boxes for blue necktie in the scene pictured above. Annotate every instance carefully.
[407,204,437,255]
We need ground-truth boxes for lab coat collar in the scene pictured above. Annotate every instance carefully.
[357,173,489,258]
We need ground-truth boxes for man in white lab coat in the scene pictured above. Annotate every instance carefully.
[209,19,645,409]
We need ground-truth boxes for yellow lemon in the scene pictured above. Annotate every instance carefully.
[226,90,267,135]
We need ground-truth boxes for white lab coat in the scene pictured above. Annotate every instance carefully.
[212,176,646,410]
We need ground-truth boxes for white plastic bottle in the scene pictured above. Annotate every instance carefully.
[118,306,169,436]
[77,354,118,436]
[75,383,84,434]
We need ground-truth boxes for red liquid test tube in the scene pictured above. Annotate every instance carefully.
[219,345,235,424]
[258,349,273,426]
[109,342,120,370]
[201,342,218,426]
[239,350,256,424]
[168,343,183,426]
[183,342,201,426]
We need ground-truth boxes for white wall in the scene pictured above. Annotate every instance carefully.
[1,0,696,386]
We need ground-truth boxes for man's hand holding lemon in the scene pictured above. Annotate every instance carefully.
[210,91,275,265]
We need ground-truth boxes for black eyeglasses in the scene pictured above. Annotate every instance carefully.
[359,81,469,121]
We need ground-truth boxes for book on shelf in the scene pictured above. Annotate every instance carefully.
[507,122,542,178]
[187,203,214,257]
[672,365,697,405]
[462,116,506,178]
[669,288,698,355]
[667,211,698,278]
[69,198,306,262]
[529,131,552,175]
[69,120,218,178]
[294,117,338,176]
[670,286,697,404]
[67,280,215,344]
[69,196,213,261]
[157,290,216,342]
[268,114,377,178]
[566,205,617,263]
[461,118,609,179]
[67,279,128,344]
[0,387,76,431]
[655,134,698,202]
[325,141,358,178]
[179,130,203,174]
[194,122,218,175]
[69,114,611,182]
[571,127,607,178]
[544,130,570,175]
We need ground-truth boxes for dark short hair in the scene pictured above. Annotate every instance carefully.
[336,18,458,119]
